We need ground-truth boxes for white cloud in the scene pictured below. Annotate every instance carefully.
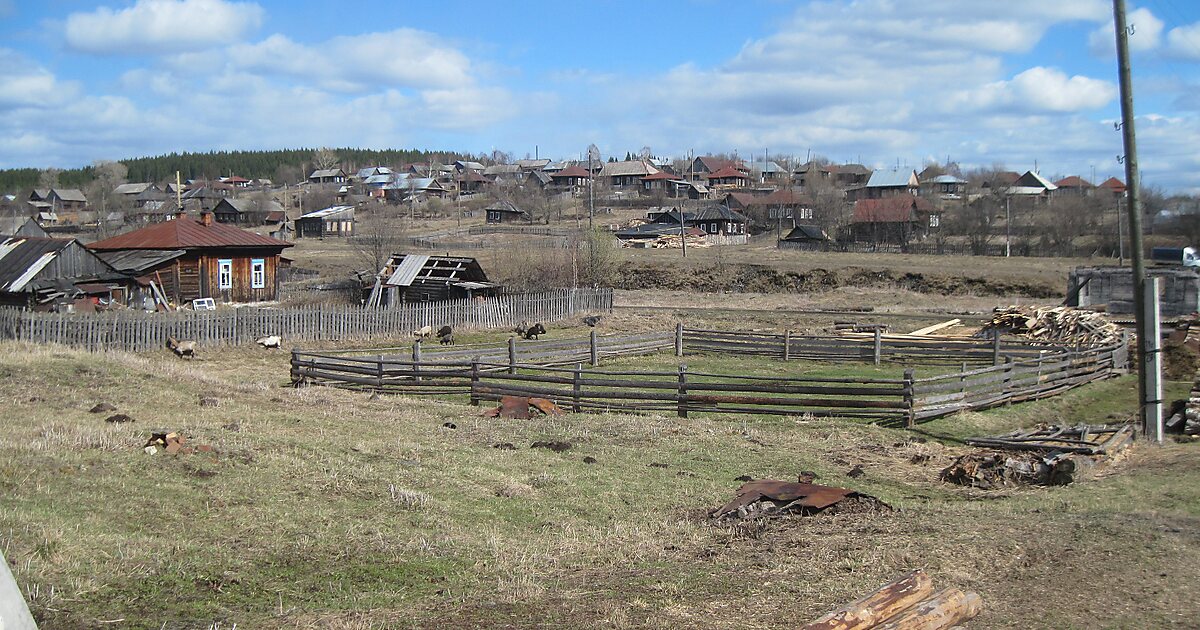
[228,29,472,92]
[65,0,264,55]
[1166,22,1200,60]
[0,49,81,109]
[952,67,1117,113]
[1088,7,1164,56]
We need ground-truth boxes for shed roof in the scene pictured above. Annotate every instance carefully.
[1054,175,1092,188]
[52,189,88,202]
[782,225,831,241]
[1012,170,1057,190]
[114,183,154,195]
[852,197,934,223]
[88,217,293,250]
[599,160,659,177]
[865,169,918,188]
[0,237,76,292]
[693,204,750,222]
[551,165,591,179]
[94,248,187,273]
[298,205,354,219]
[309,168,346,178]
[706,166,750,179]
[382,254,490,287]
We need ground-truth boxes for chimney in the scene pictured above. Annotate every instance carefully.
[200,211,213,227]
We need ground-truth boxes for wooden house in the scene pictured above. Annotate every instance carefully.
[705,166,751,189]
[88,211,292,305]
[1098,177,1127,198]
[598,160,659,188]
[370,254,501,305]
[0,216,49,238]
[296,206,355,238]
[1053,176,1093,197]
[848,196,939,244]
[778,224,832,250]
[689,156,745,180]
[456,168,488,194]
[0,236,125,309]
[850,169,919,200]
[484,201,529,224]
[549,165,592,194]
[212,197,279,226]
[308,168,348,184]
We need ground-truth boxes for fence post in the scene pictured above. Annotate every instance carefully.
[783,329,791,361]
[677,364,688,419]
[573,362,582,413]
[376,354,384,387]
[412,340,422,383]
[470,359,480,406]
[1003,356,1014,404]
[508,336,517,375]
[590,329,599,366]
[873,328,882,366]
[992,329,1001,366]
[959,361,967,397]
[675,322,684,357]
[903,368,915,428]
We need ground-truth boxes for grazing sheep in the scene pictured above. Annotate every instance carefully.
[436,326,453,345]
[583,315,601,327]
[166,337,196,359]
[256,335,282,349]
[413,325,433,339]
[523,323,547,340]
[513,322,527,337]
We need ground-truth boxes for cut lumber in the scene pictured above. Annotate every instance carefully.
[908,319,962,336]
[803,570,936,630]
[875,587,983,630]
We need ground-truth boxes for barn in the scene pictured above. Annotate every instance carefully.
[367,254,501,306]
[88,212,292,306]
[0,236,125,309]
[296,206,355,238]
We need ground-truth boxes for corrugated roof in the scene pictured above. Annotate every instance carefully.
[1054,175,1092,188]
[310,168,345,178]
[693,204,749,222]
[0,237,74,291]
[852,197,934,223]
[599,160,659,177]
[706,166,749,179]
[88,217,293,250]
[749,160,785,173]
[865,170,917,188]
[551,165,591,179]
[114,183,153,195]
[94,249,187,273]
[387,254,431,286]
[52,188,88,202]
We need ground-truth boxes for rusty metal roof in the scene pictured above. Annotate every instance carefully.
[711,480,857,518]
[88,217,293,251]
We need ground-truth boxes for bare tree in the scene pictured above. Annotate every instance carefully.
[350,207,406,275]
[311,147,341,171]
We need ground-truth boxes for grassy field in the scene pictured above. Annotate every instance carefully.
[1,336,1198,629]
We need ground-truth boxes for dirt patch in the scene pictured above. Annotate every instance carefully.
[613,262,1060,298]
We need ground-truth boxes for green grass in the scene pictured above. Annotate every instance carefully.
[1,342,1198,628]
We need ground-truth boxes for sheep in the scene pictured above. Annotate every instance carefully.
[513,322,528,337]
[436,325,454,345]
[166,337,196,359]
[256,335,282,349]
[413,325,433,339]
[583,315,602,328]
[523,323,547,340]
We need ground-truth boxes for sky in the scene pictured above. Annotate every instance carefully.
[2,0,1200,191]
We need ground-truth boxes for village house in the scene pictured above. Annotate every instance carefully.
[368,253,501,305]
[0,235,125,310]
[778,224,833,250]
[832,164,872,188]
[296,206,355,238]
[88,211,292,305]
[456,168,488,194]
[705,166,751,189]
[599,160,660,189]
[850,169,919,201]
[549,165,592,194]
[113,182,158,198]
[793,162,833,189]
[848,196,940,244]
[484,200,530,224]
[688,156,745,180]
[212,197,283,226]
[1006,170,1057,203]
[625,204,750,244]
[919,174,968,200]
[748,160,787,184]
[308,168,348,184]
[639,171,676,195]
[1053,176,1093,196]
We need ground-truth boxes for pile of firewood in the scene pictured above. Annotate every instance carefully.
[803,569,982,629]
[941,424,1135,488]
[978,306,1123,346]
[1168,376,1200,435]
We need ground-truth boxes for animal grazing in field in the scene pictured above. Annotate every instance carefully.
[413,325,433,339]
[583,315,601,327]
[166,337,196,359]
[523,323,547,340]
[513,322,527,337]
[256,335,282,349]
[436,326,454,345]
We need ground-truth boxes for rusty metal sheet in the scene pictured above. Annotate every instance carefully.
[529,397,564,416]
[499,395,531,419]
[712,480,856,518]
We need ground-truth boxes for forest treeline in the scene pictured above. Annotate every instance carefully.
[0,148,471,192]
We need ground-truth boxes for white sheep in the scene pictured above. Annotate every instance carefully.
[256,335,282,349]
[166,337,196,359]
[413,325,433,339]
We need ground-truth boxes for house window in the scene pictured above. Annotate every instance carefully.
[929,214,940,228]
[251,258,265,289]
[800,208,813,220]
[218,259,232,290]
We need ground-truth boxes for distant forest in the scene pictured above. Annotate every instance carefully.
[0,148,471,193]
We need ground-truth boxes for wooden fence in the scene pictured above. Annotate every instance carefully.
[290,326,1129,424]
[0,287,612,352]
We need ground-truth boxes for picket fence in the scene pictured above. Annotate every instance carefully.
[0,287,613,352]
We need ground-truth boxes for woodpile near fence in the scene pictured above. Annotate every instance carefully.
[291,323,1129,424]
[0,287,612,352]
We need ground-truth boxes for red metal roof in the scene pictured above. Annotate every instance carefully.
[706,166,750,179]
[640,171,676,180]
[852,197,934,223]
[87,217,293,251]
[1099,177,1127,192]
[551,165,592,179]
[1054,176,1092,188]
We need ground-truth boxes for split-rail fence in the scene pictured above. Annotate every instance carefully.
[290,325,1129,424]
[0,287,612,352]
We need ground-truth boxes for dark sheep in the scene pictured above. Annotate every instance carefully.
[583,315,601,327]
[523,323,547,340]
[437,325,454,345]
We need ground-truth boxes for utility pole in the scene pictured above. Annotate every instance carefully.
[1114,0,1159,441]
[1005,197,1011,257]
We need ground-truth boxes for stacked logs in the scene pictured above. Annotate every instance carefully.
[979,306,1123,347]
[804,570,982,629]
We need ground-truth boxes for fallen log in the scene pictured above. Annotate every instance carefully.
[875,587,983,630]
[803,570,936,630]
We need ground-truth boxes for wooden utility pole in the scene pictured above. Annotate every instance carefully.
[1114,0,1160,441]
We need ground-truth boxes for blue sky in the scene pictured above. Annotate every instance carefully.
[2,0,1200,191]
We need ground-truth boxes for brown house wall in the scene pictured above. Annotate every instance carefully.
[137,250,281,305]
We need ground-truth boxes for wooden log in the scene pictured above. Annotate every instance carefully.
[803,569,935,630]
[874,587,983,630]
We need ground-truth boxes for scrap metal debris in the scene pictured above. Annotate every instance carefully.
[979,306,1123,346]
[942,424,1134,488]
[480,395,566,419]
[143,432,215,456]
[710,479,890,522]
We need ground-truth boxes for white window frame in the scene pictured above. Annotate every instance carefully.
[800,207,813,220]
[929,214,940,228]
[251,258,265,289]
[217,259,233,290]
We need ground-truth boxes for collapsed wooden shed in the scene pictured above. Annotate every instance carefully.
[368,254,502,306]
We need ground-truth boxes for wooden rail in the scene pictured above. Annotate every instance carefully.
[0,287,613,352]
[291,327,1129,424]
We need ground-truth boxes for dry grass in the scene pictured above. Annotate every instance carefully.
[0,338,1197,629]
